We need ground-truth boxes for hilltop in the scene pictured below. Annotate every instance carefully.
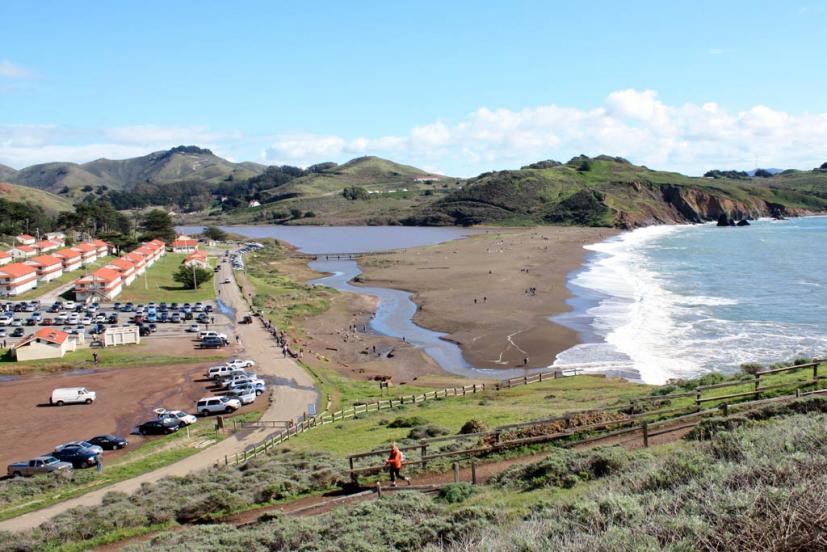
[404,155,827,228]
[7,146,265,200]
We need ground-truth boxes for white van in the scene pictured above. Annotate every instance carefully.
[50,387,96,406]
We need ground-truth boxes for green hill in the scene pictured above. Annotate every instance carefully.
[0,181,73,213]
[405,155,827,228]
[10,146,264,200]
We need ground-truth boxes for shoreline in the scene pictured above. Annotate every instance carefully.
[357,226,619,372]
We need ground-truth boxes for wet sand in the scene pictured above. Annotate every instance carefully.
[357,226,618,371]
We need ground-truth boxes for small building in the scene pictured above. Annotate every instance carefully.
[45,231,66,243]
[248,200,261,208]
[8,245,36,259]
[13,328,77,361]
[0,263,38,296]
[0,252,10,266]
[414,175,442,183]
[105,258,136,287]
[184,250,209,269]
[53,248,83,272]
[147,239,166,256]
[25,255,64,282]
[125,252,147,275]
[171,236,198,254]
[102,325,141,347]
[74,267,123,302]
[72,243,98,266]
[15,234,35,246]
[34,240,59,254]
[90,239,110,257]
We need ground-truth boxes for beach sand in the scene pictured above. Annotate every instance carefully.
[357,226,618,372]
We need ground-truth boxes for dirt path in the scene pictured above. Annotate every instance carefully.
[0,252,319,534]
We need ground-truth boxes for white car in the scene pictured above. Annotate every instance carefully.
[95,314,107,323]
[11,319,23,327]
[186,324,199,333]
[226,388,256,405]
[63,301,76,310]
[162,410,197,426]
[196,396,241,416]
[67,314,80,325]
[0,317,11,327]
[81,317,92,325]
[220,373,253,389]
[228,380,265,395]
[225,359,255,369]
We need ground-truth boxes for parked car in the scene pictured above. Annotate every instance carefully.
[196,396,241,416]
[161,410,197,426]
[50,444,99,468]
[137,418,181,435]
[200,336,226,349]
[50,387,96,406]
[228,379,265,395]
[11,327,24,337]
[7,456,72,477]
[87,435,129,450]
[186,324,199,333]
[226,359,256,369]
[208,365,240,380]
[57,440,103,455]
[226,387,256,405]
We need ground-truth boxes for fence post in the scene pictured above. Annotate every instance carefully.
[471,461,477,485]
[224,455,228,466]
[524,376,528,385]
[539,372,543,383]
[453,462,459,483]
[473,384,477,394]
[642,421,649,448]
[421,443,428,470]
[695,387,701,406]
[721,403,728,417]
[376,481,382,498]
[814,362,819,381]
[795,388,801,398]
[754,373,760,399]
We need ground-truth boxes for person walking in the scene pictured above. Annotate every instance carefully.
[96,454,103,474]
[386,443,410,487]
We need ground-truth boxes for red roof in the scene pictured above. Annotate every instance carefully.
[0,251,10,259]
[73,243,97,253]
[27,255,63,268]
[172,239,197,247]
[91,267,122,283]
[0,263,37,278]
[148,239,165,247]
[91,239,109,248]
[35,240,57,249]
[109,258,135,272]
[55,248,81,260]
[34,328,69,345]
[15,245,35,253]
[126,252,145,262]
[186,251,208,261]
[16,234,34,241]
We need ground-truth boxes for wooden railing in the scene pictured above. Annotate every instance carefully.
[226,359,825,467]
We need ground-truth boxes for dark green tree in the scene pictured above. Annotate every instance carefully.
[173,264,213,289]
[140,209,176,243]
[202,225,228,241]
[342,186,370,200]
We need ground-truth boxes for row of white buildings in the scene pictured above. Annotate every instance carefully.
[73,239,167,302]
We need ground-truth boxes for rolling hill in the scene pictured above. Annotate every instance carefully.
[404,155,827,228]
[0,181,73,213]
[8,146,265,200]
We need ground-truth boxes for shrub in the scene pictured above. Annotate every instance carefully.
[407,424,450,440]
[458,419,488,434]
[739,362,764,375]
[387,416,429,428]
[437,483,479,504]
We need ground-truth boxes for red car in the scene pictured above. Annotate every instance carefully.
[40,318,53,326]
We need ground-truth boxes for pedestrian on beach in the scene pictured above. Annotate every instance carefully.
[523,357,528,366]
[235,334,240,344]
[386,443,410,487]
[96,455,103,474]
[92,352,99,366]
[283,344,288,358]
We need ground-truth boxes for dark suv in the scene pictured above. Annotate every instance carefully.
[50,444,99,468]
[137,418,181,435]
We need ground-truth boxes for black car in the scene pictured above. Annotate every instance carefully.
[147,323,157,333]
[200,336,226,349]
[137,418,181,435]
[87,434,129,450]
[138,326,151,337]
[50,444,99,468]
[11,327,24,337]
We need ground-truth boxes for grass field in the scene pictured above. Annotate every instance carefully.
[0,344,225,375]
[12,256,117,301]
[118,253,216,304]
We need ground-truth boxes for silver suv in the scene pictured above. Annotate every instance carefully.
[196,396,241,416]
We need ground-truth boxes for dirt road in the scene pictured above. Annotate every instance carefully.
[0,251,319,533]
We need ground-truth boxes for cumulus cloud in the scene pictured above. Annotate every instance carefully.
[0,59,33,79]
[3,90,827,175]
[263,89,827,175]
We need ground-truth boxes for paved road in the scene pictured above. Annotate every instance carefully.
[0,250,319,533]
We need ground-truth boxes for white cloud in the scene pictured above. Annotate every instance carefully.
[263,89,827,175]
[3,90,827,175]
[0,59,33,79]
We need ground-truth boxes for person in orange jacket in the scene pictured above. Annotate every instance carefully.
[386,443,411,487]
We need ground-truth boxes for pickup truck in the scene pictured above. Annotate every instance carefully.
[7,456,73,477]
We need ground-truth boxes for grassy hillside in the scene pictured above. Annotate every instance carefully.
[0,181,73,213]
[407,155,827,228]
[9,146,264,201]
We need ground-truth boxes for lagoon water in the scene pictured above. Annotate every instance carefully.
[553,217,827,384]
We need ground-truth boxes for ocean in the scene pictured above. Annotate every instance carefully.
[553,217,827,384]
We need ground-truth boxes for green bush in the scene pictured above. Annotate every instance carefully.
[458,419,488,434]
[437,483,479,504]
[387,416,429,428]
[407,424,450,440]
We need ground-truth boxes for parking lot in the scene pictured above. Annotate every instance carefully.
[0,297,232,348]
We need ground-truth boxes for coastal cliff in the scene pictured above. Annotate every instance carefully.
[405,156,827,229]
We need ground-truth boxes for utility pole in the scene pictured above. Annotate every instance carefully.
[192,263,197,290]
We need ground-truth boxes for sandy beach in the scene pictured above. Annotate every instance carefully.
[357,226,618,372]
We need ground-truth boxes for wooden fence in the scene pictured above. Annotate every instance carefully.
[225,359,825,467]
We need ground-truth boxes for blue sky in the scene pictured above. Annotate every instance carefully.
[2,1,826,175]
